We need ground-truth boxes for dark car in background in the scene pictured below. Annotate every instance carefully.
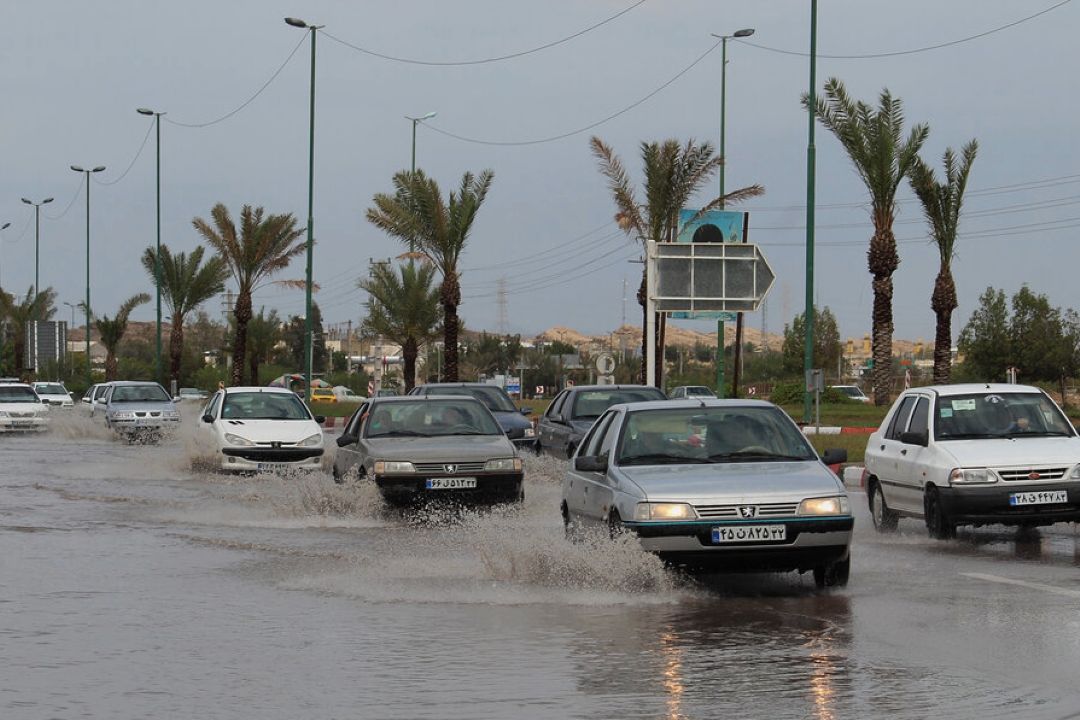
[409,382,535,451]
[535,384,667,458]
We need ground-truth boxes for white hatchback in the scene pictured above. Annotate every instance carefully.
[0,382,49,431]
[199,386,325,473]
[863,383,1080,538]
[33,382,74,408]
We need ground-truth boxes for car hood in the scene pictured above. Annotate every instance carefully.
[569,420,594,437]
[937,436,1080,467]
[217,419,322,444]
[37,393,71,403]
[0,402,47,414]
[108,402,176,414]
[621,461,843,503]
[491,410,533,434]
[365,434,515,461]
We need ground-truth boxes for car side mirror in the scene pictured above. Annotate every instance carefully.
[899,430,928,447]
[336,434,357,447]
[201,414,213,424]
[520,407,532,415]
[172,396,181,403]
[551,413,566,424]
[821,448,848,465]
[574,455,608,473]
[314,415,326,425]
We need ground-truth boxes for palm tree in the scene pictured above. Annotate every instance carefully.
[94,293,150,381]
[367,169,494,382]
[246,307,281,385]
[909,140,978,384]
[141,244,229,386]
[590,136,764,386]
[192,204,305,386]
[0,286,57,378]
[804,79,929,404]
[359,261,441,392]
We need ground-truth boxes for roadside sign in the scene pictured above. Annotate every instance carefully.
[651,241,775,314]
[595,353,615,374]
[597,374,615,385]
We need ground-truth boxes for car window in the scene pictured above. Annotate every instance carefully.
[364,399,502,438]
[570,388,666,421]
[886,396,918,440]
[222,392,311,420]
[580,411,617,457]
[94,385,110,401]
[907,397,930,438]
[595,412,622,460]
[204,392,222,419]
[546,391,568,418]
[934,391,1074,439]
[111,385,171,403]
[0,386,39,403]
[36,383,67,395]
[345,403,369,436]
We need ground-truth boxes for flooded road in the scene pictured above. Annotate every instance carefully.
[4,419,1080,719]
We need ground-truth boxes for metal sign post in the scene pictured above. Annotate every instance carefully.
[645,241,658,388]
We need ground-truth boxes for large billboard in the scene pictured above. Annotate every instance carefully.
[670,210,749,320]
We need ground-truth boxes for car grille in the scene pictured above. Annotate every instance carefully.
[10,412,35,419]
[694,502,800,519]
[995,466,1069,482]
[227,449,320,462]
[414,461,487,474]
[134,411,162,418]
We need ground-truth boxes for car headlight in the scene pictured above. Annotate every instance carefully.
[1071,465,1080,479]
[374,461,415,474]
[634,502,697,521]
[224,433,256,446]
[111,412,136,420]
[0,411,8,418]
[798,496,851,516]
[298,433,322,447]
[484,457,523,472]
[949,467,994,484]
[523,427,535,438]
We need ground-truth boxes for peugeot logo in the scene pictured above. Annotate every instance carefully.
[1028,471,1041,480]
[272,441,282,449]
[444,464,458,474]
[738,506,758,518]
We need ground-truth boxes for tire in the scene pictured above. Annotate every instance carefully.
[533,440,543,457]
[608,509,626,539]
[868,480,900,533]
[924,486,956,540]
[332,465,343,485]
[813,554,851,588]
[562,503,578,542]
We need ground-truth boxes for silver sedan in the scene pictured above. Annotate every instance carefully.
[561,399,853,587]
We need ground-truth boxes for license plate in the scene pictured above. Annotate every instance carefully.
[426,477,477,490]
[1009,490,1068,506]
[712,524,787,544]
[258,462,292,472]
[136,419,158,426]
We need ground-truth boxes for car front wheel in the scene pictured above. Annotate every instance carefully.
[813,554,851,588]
[924,486,956,540]
[869,480,900,533]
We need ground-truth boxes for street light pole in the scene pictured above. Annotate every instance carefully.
[71,165,106,388]
[137,108,165,385]
[710,28,754,400]
[406,111,437,173]
[0,222,10,373]
[286,17,323,403]
[803,1,818,422]
[0,221,10,290]
[20,197,54,292]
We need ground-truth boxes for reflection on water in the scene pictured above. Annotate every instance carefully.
[658,629,684,720]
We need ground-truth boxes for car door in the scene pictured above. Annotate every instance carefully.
[199,392,223,437]
[334,402,369,478]
[563,410,614,521]
[894,395,934,515]
[582,410,623,525]
[538,391,569,454]
[873,394,919,510]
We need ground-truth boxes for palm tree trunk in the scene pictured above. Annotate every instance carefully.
[403,336,418,392]
[105,351,118,382]
[931,268,957,385]
[249,351,260,387]
[231,291,252,386]
[868,225,899,405]
[442,272,461,382]
[656,313,666,388]
[13,337,25,379]
[169,319,184,386]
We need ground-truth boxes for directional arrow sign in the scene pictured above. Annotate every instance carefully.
[649,241,775,314]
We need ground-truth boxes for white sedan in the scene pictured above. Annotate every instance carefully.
[199,386,325,472]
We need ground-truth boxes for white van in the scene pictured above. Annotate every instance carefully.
[864,383,1080,538]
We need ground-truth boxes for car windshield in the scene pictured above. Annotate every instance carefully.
[835,386,865,398]
[364,399,502,438]
[35,384,67,395]
[571,388,666,420]
[616,406,817,466]
[111,385,170,403]
[426,386,517,413]
[685,387,715,397]
[221,392,311,420]
[179,388,201,396]
[934,392,1074,440]
[0,386,39,403]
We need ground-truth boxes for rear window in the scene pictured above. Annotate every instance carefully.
[35,384,67,395]
[570,388,666,420]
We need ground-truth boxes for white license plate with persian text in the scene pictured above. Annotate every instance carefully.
[712,525,787,543]
[258,462,292,472]
[1009,490,1068,506]
[426,477,477,490]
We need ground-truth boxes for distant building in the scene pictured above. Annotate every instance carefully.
[26,321,66,373]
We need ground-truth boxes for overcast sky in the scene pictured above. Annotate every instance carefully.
[2,0,1076,346]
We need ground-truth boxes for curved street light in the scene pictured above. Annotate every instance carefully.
[70,164,106,386]
[20,196,54,292]
[137,107,166,385]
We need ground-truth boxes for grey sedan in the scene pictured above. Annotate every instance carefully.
[561,399,852,587]
[99,381,181,439]
[333,395,524,505]
[536,384,667,458]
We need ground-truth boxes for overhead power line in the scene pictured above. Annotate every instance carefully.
[43,175,84,221]
[165,35,307,128]
[738,0,1072,59]
[94,122,155,186]
[424,39,722,146]
[319,0,647,66]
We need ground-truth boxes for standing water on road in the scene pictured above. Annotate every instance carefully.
[3,421,1080,718]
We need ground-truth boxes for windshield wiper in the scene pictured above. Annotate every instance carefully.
[620,453,709,466]
[1003,430,1073,438]
[937,432,997,440]
[370,430,430,438]
[708,451,809,462]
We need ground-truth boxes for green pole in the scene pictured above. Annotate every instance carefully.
[303,26,317,403]
[715,36,728,399]
[34,206,40,293]
[411,119,417,174]
[803,0,818,422]
[154,114,162,387]
[716,318,724,397]
[85,174,91,388]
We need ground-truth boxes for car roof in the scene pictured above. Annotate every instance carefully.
[564,384,665,393]
[612,398,778,412]
[416,382,493,388]
[108,380,163,387]
[0,382,34,389]
[222,386,299,395]
[907,383,1043,397]
[372,394,484,404]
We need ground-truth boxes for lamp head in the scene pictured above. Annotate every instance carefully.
[92,166,106,173]
[734,28,755,37]
[1,223,10,230]
[284,17,308,28]
[44,198,54,204]
[22,198,31,205]
[137,108,155,116]
[71,165,85,172]
[421,111,437,121]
